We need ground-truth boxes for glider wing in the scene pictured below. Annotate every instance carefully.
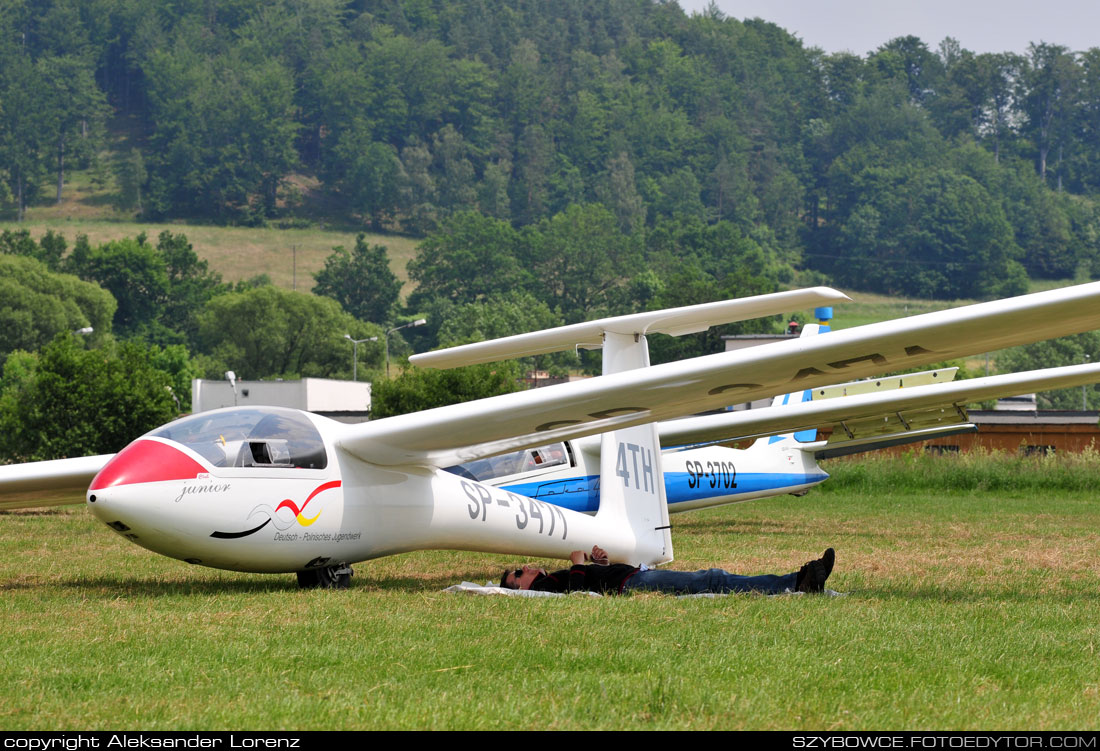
[338,282,1100,467]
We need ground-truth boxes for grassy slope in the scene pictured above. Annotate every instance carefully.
[2,464,1097,730]
[0,162,422,294]
[1,217,422,293]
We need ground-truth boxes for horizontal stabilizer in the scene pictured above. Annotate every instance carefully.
[410,287,849,369]
[828,403,969,442]
[811,424,979,460]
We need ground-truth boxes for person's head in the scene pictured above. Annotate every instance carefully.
[499,563,546,590]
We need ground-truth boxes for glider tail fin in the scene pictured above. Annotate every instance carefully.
[593,332,672,566]
[746,324,822,453]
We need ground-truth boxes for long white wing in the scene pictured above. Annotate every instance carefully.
[410,287,850,368]
[656,362,1100,447]
[338,281,1100,467]
[0,455,113,510]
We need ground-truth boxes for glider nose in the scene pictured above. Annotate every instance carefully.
[87,438,206,524]
[90,439,207,493]
[87,439,209,554]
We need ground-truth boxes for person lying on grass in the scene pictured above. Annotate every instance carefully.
[499,545,834,595]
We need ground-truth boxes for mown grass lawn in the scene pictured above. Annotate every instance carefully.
[2,457,1097,730]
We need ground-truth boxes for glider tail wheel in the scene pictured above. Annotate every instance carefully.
[296,563,353,589]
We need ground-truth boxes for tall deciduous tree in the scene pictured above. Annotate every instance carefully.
[407,211,531,308]
[0,50,47,221]
[196,286,382,379]
[370,362,521,419]
[313,235,403,324]
[529,203,642,320]
[142,39,299,221]
[66,236,169,338]
[37,54,108,204]
[1018,43,1080,186]
[156,231,227,347]
[0,254,115,361]
[0,335,186,461]
[833,167,1027,299]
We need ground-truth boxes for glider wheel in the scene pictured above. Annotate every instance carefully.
[296,563,353,589]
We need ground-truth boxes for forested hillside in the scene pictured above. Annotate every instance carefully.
[4,0,1100,459]
[4,0,1100,296]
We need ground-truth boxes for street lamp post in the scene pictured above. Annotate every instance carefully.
[385,318,427,378]
[344,334,379,382]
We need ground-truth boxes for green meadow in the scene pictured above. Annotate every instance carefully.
[0,218,422,293]
[2,452,1097,730]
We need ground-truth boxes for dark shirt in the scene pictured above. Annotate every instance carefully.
[529,563,640,594]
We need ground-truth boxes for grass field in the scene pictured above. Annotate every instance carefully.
[2,455,1097,730]
[1,150,424,293]
[0,218,422,294]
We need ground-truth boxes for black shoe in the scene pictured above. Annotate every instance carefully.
[796,548,835,593]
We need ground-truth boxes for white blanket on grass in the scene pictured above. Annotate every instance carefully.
[445,581,844,598]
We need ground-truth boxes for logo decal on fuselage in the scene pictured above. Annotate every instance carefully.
[210,480,341,539]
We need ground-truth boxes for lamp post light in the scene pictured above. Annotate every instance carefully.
[225,370,238,406]
[385,318,427,378]
[344,334,379,382]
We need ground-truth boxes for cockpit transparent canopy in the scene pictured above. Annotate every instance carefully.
[444,442,569,482]
[149,407,327,469]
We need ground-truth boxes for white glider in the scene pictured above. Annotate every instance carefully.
[0,283,1098,586]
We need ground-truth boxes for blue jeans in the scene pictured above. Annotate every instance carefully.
[623,568,797,595]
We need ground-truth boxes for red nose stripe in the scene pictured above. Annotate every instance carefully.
[90,440,207,490]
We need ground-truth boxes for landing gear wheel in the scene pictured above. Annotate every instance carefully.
[296,563,353,589]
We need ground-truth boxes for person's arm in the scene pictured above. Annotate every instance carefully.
[568,546,610,565]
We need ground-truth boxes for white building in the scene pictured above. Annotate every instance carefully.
[191,378,372,422]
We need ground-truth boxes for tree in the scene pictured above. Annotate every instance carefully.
[156,231,228,347]
[115,148,146,211]
[36,54,108,204]
[142,42,299,221]
[333,138,404,230]
[0,50,48,221]
[66,236,170,339]
[313,235,403,324]
[0,335,183,462]
[62,231,226,346]
[1018,43,1080,186]
[436,291,561,348]
[596,151,646,233]
[870,36,944,106]
[196,286,382,379]
[1064,47,1100,194]
[529,204,642,320]
[0,254,115,362]
[407,211,531,308]
[370,362,521,419]
[998,333,1100,409]
[1,228,65,269]
[831,167,1028,299]
[435,291,574,375]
